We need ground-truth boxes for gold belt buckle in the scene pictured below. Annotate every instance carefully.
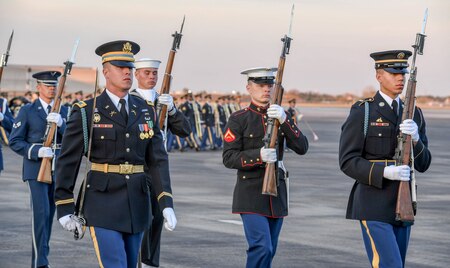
[119,164,134,174]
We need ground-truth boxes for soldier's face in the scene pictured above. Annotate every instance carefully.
[103,63,133,92]
[36,83,56,102]
[246,81,273,106]
[376,70,405,98]
[135,68,158,89]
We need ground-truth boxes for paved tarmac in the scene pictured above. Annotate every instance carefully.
[0,107,449,268]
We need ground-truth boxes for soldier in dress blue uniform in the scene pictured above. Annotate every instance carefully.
[9,70,67,268]
[0,95,14,173]
[286,98,297,124]
[339,50,432,268]
[54,40,177,268]
[223,67,309,268]
[214,96,227,148]
[180,92,199,150]
[130,58,190,268]
[200,94,216,150]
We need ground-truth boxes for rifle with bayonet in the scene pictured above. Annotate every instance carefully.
[159,16,185,129]
[37,39,79,184]
[394,9,428,224]
[262,5,294,196]
[0,31,14,144]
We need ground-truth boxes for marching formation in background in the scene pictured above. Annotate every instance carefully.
[0,6,433,268]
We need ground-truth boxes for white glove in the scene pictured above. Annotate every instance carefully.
[59,214,83,234]
[0,112,4,121]
[159,94,175,111]
[399,119,419,142]
[38,147,54,158]
[162,208,177,231]
[383,165,411,181]
[267,104,287,124]
[47,112,63,127]
[260,147,277,163]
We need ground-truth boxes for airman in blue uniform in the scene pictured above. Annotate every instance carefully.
[339,50,432,268]
[223,67,309,268]
[54,40,176,268]
[9,70,67,268]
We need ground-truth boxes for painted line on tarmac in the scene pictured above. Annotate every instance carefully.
[218,219,243,225]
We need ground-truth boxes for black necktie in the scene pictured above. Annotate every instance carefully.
[47,105,52,115]
[119,99,128,123]
[392,100,398,117]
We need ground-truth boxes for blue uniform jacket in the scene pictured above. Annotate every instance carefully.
[0,97,14,172]
[9,100,68,181]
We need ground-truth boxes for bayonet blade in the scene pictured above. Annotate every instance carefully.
[180,15,186,34]
[69,38,80,63]
[288,4,295,38]
[6,30,14,55]
[421,8,428,34]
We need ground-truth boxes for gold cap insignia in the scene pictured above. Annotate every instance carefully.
[397,52,405,59]
[376,117,383,123]
[123,42,132,53]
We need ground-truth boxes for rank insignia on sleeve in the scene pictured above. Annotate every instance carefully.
[224,128,236,143]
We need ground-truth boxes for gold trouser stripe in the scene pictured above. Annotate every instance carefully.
[362,221,380,268]
[207,127,213,143]
[414,146,424,159]
[90,226,105,268]
[55,198,74,206]
[157,191,173,201]
[368,163,374,186]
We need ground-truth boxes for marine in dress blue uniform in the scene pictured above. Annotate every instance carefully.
[9,71,67,268]
[131,58,190,267]
[0,96,14,172]
[54,41,176,268]
[339,50,432,268]
[223,67,308,268]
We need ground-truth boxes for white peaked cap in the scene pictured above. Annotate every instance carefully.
[134,58,162,69]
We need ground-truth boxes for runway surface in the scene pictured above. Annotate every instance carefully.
[1,107,449,267]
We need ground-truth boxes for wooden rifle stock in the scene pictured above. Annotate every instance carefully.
[159,51,175,129]
[158,16,184,129]
[37,38,79,183]
[37,74,68,184]
[262,58,286,196]
[394,75,417,224]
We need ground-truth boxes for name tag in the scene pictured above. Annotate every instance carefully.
[93,124,113,128]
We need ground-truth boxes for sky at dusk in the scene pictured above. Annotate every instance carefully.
[1,0,449,96]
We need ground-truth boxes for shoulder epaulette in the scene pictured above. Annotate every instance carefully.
[73,101,87,108]
[358,97,374,106]
[146,100,154,106]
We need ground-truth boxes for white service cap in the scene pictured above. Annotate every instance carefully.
[240,67,277,84]
[134,58,162,69]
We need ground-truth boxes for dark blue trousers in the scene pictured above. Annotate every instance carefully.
[360,220,411,268]
[90,226,143,268]
[200,126,215,149]
[240,214,284,268]
[27,180,55,268]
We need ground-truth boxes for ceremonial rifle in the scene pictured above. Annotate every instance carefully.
[394,9,428,224]
[0,31,14,144]
[159,16,185,129]
[37,39,79,184]
[262,5,294,196]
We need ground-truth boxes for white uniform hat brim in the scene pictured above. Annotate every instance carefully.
[240,67,277,78]
[134,58,162,69]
